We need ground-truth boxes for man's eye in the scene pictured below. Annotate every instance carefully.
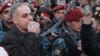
[21,12,33,18]
[3,10,10,14]
[22,14,28,18]
[30,12,33,16]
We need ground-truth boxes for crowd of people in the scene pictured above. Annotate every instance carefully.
[0,0,100,56]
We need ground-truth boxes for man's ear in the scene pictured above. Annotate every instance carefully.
[12,17,17,24]
[66,21,70,26]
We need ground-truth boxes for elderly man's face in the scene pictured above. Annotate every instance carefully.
[13,5,33,31]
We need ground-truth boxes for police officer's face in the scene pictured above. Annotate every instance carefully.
[54,10,65,21]
[1,7,12,23]
[13,5,33,32]
[67,19,82,33]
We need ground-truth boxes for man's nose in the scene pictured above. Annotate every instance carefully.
[59,13,64,18]
[28,15,33,21]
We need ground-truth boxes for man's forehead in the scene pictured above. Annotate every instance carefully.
[55,10,65,14]
[17,5,30,11]
[4,7,11,11]
[16,5,31,15]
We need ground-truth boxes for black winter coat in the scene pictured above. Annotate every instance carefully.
[80,23,100,56]
[0,26,41,56]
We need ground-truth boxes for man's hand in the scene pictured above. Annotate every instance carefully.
[79,0,88,7]
[28,21,40,34]
[82,13,92,24]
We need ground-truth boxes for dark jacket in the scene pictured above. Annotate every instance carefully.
[51,29,82,56]
[0,26,40,56]
[0,20,9,42]
[80,23,100,56]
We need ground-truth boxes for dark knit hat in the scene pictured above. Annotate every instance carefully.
[0,2,12,13]
[37,7,53,18]
[65,8,83,22]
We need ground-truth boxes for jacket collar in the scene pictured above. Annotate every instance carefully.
[10,26,27,37]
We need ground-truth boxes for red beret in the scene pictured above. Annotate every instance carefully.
[65,8,83,22]
[41,13,51,18]
[53,5,65,12]
[0,2,12,13]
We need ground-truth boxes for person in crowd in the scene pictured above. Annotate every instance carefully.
[50,5,66,34]
[38,7,53,56]
[40,5,66,56]
[0,2,13,42]
[37,7,53,33]
[80,3,100,56]
[92,4,100,33]
[0,3,41,56]
[52,5,65,23]
[51,8,84,56]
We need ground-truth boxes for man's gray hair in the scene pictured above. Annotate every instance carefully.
[10,3,29,18]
